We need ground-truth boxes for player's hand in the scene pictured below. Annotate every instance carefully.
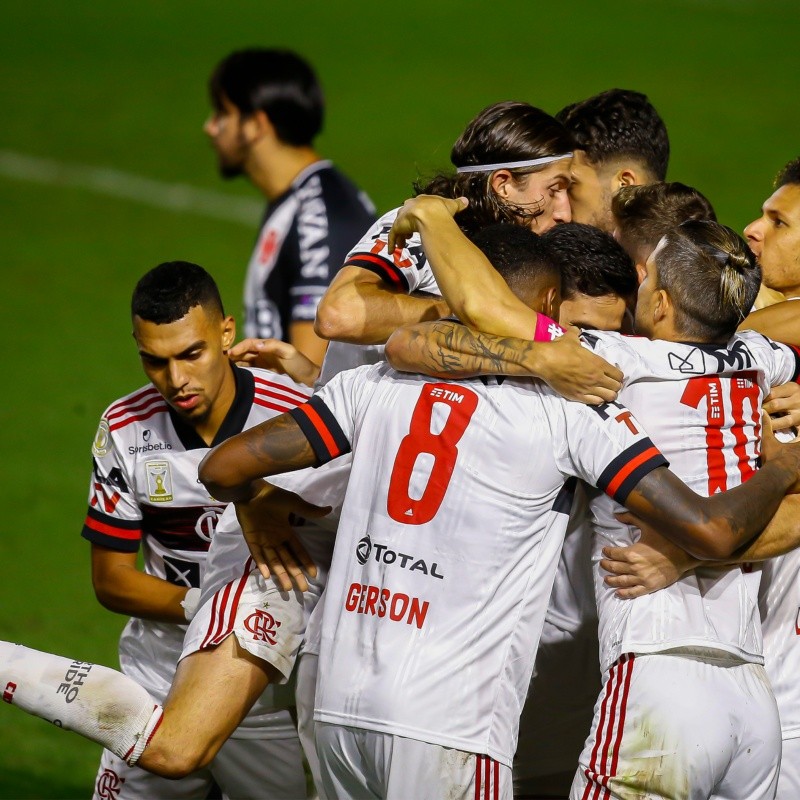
[234,481,331,592]
[535,327,623,404]
[228,338,320,386]
[388,195,469,253]
[764,382,800,433]
[601,512,700,599]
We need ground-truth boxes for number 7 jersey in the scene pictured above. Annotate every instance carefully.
[288,363,667,766]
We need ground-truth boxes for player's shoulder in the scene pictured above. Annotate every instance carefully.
[100,383,169,434]
[294,161,376,217]
[732,328,785,353]
[244,366,313,412]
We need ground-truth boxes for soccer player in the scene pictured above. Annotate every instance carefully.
[556,89,670,232]
[611,180,717,278]
[383,196,800,798]
[196,223,800,800]
[204,48,376,364]
[0,262,328,797]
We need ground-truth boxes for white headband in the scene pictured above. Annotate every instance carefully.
[456,153,573,174]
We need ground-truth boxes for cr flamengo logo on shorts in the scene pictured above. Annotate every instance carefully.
[96,769,125,800]
[244,609,282,644]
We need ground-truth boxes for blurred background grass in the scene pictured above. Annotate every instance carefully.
[1,0,799,796]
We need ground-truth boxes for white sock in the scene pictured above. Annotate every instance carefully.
[0,641,162,764]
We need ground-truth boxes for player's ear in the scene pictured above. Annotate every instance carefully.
[635,262,647,285]
[653,288,670,324]
[221,316,236,353]
[489,170,514,199]
[541,286,560,320]
[242,109,275,144]
[616,166,639,190]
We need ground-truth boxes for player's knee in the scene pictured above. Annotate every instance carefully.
[139,737,218,778]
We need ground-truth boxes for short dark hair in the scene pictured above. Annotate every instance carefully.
[415,101,575,233]
[775,157,800,189]
[556,89,669,180]
[209,48,324,146]
[541,223,637,301]
[132,262,225,324]
[612,182,717,260]
[470,224,559,299]
[654,220,760,341]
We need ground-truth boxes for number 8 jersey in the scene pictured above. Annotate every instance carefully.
[288,363,667,767]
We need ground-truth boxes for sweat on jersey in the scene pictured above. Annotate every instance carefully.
[285,362,666,766]
[81,365,311,735]
[582,330,800,672]
[243,160,376,341]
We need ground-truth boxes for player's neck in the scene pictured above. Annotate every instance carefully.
[246,144,322,201]
[193,368,238,446]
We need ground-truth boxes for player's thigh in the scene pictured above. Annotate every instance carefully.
[713,663,780,800]
[776,736,800,800]
[211,735,307,800]
[93,748,213,800]
[316,722,382,800]
[142,635,272,769]
[572,654,748,800]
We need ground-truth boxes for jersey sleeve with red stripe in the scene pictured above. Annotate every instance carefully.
[558,399,669,504]
[288,363,383,465]
[82,409,144,553]
[341,208,438,295]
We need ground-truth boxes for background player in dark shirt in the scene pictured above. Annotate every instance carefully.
[204,48,376,365]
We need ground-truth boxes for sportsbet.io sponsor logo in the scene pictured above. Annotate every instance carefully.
[354,534,444,579]
[129,441,172,455]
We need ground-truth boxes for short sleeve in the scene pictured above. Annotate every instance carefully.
[342,208,437,294]
[289,364,382,466]
[557,400,669,505]
[81,418,142,553]
[739,330,800,388]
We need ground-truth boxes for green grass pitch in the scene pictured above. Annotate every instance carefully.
[1,1,799,796]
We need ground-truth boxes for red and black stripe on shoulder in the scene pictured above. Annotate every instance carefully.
[289,395,350,465]
[344,253,410,292]
[596,439,669,504]
[81,507,141,553]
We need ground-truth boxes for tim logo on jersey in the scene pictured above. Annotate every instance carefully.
[355,534,444,579]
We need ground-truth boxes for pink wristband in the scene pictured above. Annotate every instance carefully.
[533,314,565,342]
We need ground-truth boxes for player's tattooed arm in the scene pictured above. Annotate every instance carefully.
[199,414,317,504]
[386,321,622,404]
[199,416,327,591]
[621,441,800,561]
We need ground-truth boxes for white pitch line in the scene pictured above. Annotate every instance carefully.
[0,149,263,226]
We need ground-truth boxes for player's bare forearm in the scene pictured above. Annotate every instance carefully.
[390,196,537,338]
[624,447,800,560]
[385,320,536,378]
[740,299,800,346]
[728,494,800,561]
[288,320,329,367]
[386,321,622,404]
[199,414,318,503]
[315,266,449,345]
[90,545,189,623]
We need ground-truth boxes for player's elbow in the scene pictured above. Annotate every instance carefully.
[384,328,413,372]
[684,521,737,561]
[143,740,217,779]
[198,450,234,500]
[314,288,358,341]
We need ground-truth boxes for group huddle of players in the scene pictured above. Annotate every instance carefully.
[3,48,800,800]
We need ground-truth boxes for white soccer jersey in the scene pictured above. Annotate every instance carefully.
[760,549,800,739]
[287,363,667,766]
[342,206,440,295]
[582,330,800,671]
[82,365,311,703]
